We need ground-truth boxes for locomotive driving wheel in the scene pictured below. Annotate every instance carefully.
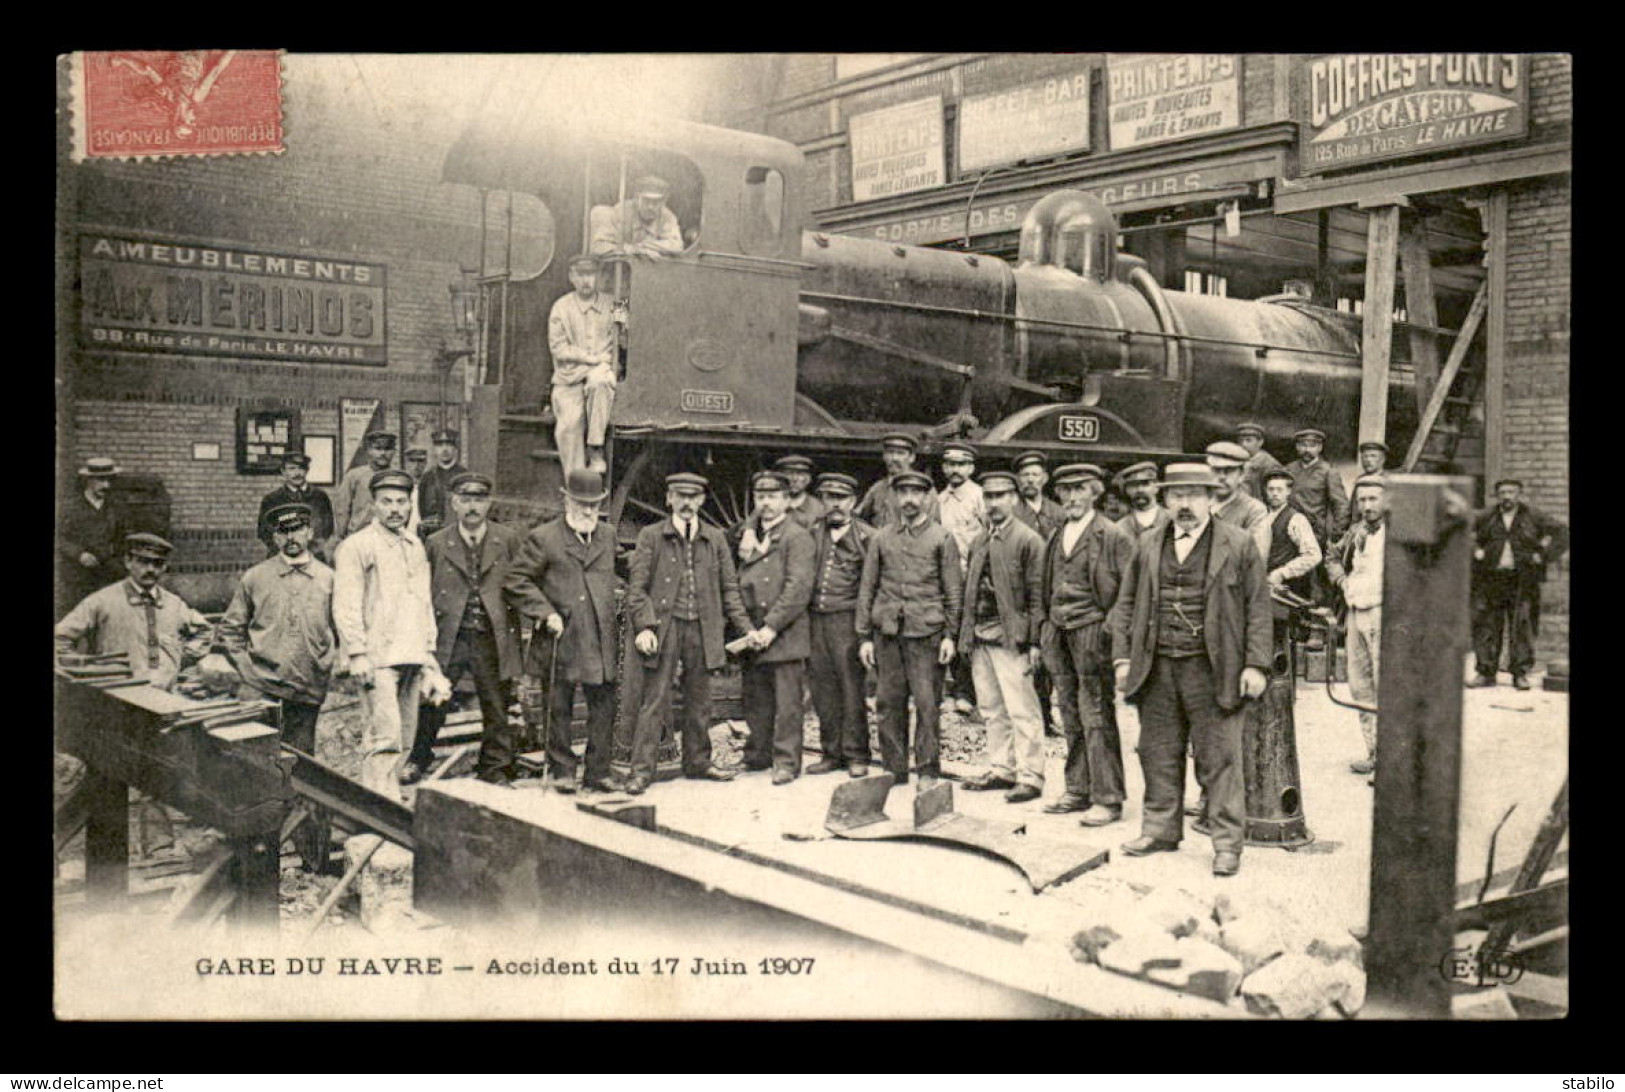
[608,439,762,550]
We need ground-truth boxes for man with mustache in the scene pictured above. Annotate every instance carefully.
[1283,427,1349,546]
[1325,475,1388,777]
[1011,451,1064,737]
[804,472,876,778]
[58,456,125,617]
[857,470,962,790]
[774,454,826,533]
[331,431,398,549]
[856,433,940,530]
[257,453,335,564]
[1115,461,1171,540]
[415,427,468,540]
[1468,478,1568,690]
[1235,422,1283,502]
[1207,441,1271,561]
[1356,440,1389,479]
[1109,462,1272,878]
[938,443,986,716]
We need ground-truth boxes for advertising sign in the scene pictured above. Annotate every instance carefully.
[849,96,945,202]
[80,234,388,364]
[1299,53,1528,172]
[1108,54,1240,150]
[958,67,1092,172]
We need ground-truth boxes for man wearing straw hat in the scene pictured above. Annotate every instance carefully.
[505,468,622,794]
[59,456,125,615]
[1109,461,1272,877]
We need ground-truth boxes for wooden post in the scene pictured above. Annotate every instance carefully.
[82,767,129,909]
[227,833,280,930]
[1399,209,1441,415]
[1314,210,1336,307]
[1482,191,1509,491]
[1358,198,1406,447]
[1364,474,1472,1019]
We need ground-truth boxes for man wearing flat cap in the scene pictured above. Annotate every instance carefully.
[58,457,126,616]
[1207,442,1271,562]
[505,468,622,793]
[1011,452,1064,541]
[333,468,453,796]
[1324,475,1388,776]
[938,442,986,715]
[804,472,877,777]
[1108,462,1272,877]
[415,427,468,540]
[857,433,940,530]
[958,471,1048,804]
[590,174,686,259]
[55,533,213,692]
[1115,461,1171,540]
[1468,478,1568,690]
[331,430,398,550]
[734,471,817,785]
[258,453,335,563]
[1235,423,1283,502]
[625,472,754,794]
[548,254,619,477]
[416,472,525,786]
[1357,440,1389,478]
[1038,463,1134,822]
[773,455,826,533]
[857,469,963,790]
[1283,427,1349,545]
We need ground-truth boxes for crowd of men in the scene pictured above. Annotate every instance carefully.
[55,417,1568,878]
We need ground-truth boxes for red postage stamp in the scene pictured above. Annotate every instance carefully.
[70,50,285,161]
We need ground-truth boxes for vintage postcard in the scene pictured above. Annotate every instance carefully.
[54,52,1569,1020]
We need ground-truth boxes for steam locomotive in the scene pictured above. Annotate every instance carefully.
[442,104,1425,540]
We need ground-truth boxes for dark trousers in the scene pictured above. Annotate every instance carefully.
[1033,658,1057,732]
[541,678,616,784]
[279,698,322,754]
[743,659,807,775]
[277,697,328,870]
[1473,569,1537,677]
[1043,621,1124,805]
[809,611,868,766]
[874,634,943,780]
[631,618,714,779]
[414,626,512,781]
[1135,654,1245,854]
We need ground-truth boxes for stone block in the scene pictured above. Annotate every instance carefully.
[1146,937,1245,1004]
[1220,913,1289,976]
[1303,923,1365,969]
[1328,959,1367,1018]
[1097,927,1185,979]
[1241,953,1344,1020]
[1139,886,1212,939]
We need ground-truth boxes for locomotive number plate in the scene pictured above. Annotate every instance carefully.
[1057,414,1100,443]
[681,389,734,414]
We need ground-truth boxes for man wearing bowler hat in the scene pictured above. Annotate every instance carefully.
[774,455,826,532]
[857,433,940,530]
[59,456,125,615]
[1109,461,1272,877]
[1235,422,1283,501]
[1038,463,1134,822]
[734,471,816,784]
[331,430,398,548]
[857,470,962,790]
[56,533,213,692]
[1116,461,1171,540]
[1468,478,1568,690]
[548,254,619,477]
[958,470,1048,804]
[258,453,335,562]
[416,427,468,539]
[590,174,686,259]
[1207,441,1271,561]
[505,468,622,793]
[625,472,754,794]
[333,468,453,796]
[804,472,877,777]
[417,472,525,786]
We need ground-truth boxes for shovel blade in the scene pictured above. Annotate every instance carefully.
[824,772,896,833]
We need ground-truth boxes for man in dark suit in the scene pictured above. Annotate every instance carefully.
[1012,450,1066,737]
[416,472,525,786]
[504,469,621,792]
[1283,427,1349,545]
[625,472,754,794]
[804,473,876,778]
[257,453,336,561]
[58,456,125,617]
[735,472,816,784]
[1468,478,1569,690]
[416,428,468,540]
[775,454,826,533]
[1109,461,1272,877]
[1038,463,1135,824]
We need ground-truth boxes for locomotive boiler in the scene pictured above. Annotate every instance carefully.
[441,106,1422,536]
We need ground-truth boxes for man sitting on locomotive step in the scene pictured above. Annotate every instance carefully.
[625,473,755,794]
[589,174,685,259]
[856,433,940,530]
[857,471,962,790]
[547,254,618,477]
[958,471,1047,805]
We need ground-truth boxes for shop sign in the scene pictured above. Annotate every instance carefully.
[958,68,1092,172]
[1107,54,1241,150]
[1299,53,1528,172]
[848,96,945,202]
[79,234,388,365]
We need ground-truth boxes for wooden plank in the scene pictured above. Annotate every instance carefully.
[1400,210,1441,414]
[1359,204,1402,446]
[1401,283,1487,472]
[1482,191,1509,487]
[1454,880,1568,931]
[1485,778,1569,956]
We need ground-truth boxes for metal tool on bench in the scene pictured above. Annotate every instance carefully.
[824,774,1107,893]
